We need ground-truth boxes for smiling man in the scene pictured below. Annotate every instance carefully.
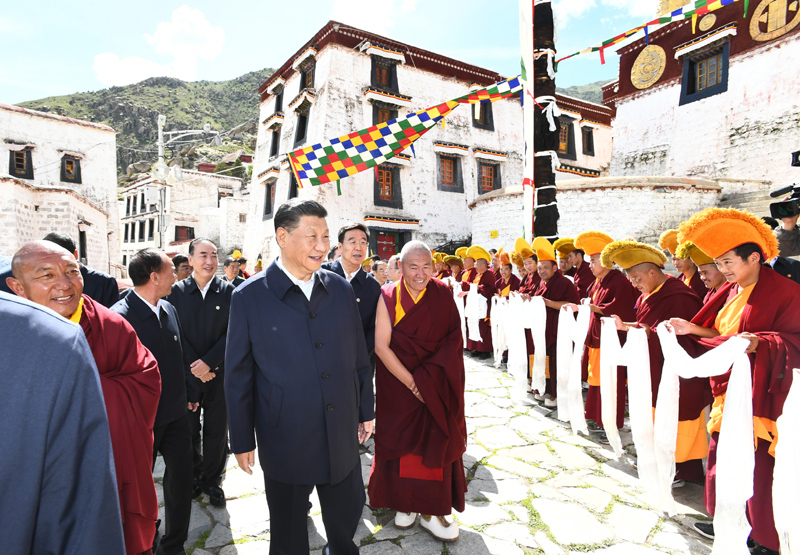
[7,241,161,555]
[322,223,381,355]
[225,199,374,555]
[369,240,467,543]
[676,241,725,304]
[668,208,800,554]
[167,238,234,507]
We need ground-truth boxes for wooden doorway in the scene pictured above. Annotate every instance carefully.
[376,232,399,260]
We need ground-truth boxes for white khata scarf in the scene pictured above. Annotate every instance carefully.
[773,367,800,555]
[491,296,509,368]
[555,304,591,435]
[464,287,487,343]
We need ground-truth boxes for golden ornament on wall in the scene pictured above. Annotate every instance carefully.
[630,45,667,90]
[750,0,800,41]
[699,14,717,31]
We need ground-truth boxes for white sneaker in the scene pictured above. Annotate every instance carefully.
[394,511,417,529]
[420,514,459,542]
[544,397,557,408]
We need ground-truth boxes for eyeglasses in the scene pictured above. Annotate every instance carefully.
[346,240,368,247]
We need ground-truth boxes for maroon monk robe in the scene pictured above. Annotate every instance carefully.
[582,269,639,429]
[494,274,521,297]
[565,266,576,278]
[534,271,580,398]
[79,295,161,555]
[518,272,542,377]
[461,270,496,353]
[572,261,594,299]
[702,287,717,305]
[369,279,467,515]
[492,267,502,283]
[452,269,463,281]
[635,277,709,481]
[460,267,477,283]
[678,270,707,299]
[436,269,452,280]
[687,267,800,551]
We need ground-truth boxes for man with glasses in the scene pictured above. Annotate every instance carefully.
[322,223,381,356]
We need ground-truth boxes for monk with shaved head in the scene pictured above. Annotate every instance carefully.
[7,241,162,555]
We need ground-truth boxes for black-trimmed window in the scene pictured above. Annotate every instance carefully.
[288,173,298,199]
[274,87,284,113]
[679,41,729,106]
[148,218,155,241]
[478,162,501,194]
[132,194,138,214]
[437,154,463,193]
[373,104,397,126]
[175,226,195,242]
[374,165,402,208]
[371,56,399,93]
[472,102,494,131]
[300,62,315,90]
[270,128,280,158]
[60,155,82,184]
[9,149,33,179]
[263,179,277,220]
[138,221,145,242]
[582,127,595,156]
[126,197,131,216]
[294,107,310,147]
[124,223,129,243]
[557,117,576,161]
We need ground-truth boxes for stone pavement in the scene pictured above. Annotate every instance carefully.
[161,353,714,554]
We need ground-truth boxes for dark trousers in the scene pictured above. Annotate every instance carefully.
[264,463,364,555]
[188,378,228,487]
[153,414,193,555]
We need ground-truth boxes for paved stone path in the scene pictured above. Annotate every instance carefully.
[162,354,714,554]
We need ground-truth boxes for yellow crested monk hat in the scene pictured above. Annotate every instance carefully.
[514,237,535,259]
[658,229,679,256]
[466,245,492,263]
[574,231,614,256]
[433,252,445,264]
[455,246,468,259]
[510,251,524,269]
[601,240,667,270]
[532,237,557,263]
[675,241,714,266]
[553,237,575,259]
[443,255,463,268]
[677,207,779,260]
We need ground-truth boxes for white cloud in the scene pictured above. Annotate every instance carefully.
[554,0,598,28]
[601,0,658,19]
[93,6,225,87]
[554,0,658,28]
[330,0,418,35]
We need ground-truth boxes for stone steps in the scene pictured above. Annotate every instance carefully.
[719,191,774,218]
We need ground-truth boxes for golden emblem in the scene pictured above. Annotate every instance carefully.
[750,0,800,41]
[630,45,667,90]
[699,14,717,31]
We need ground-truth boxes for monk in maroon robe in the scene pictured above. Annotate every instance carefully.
[568,248,594,299]
[459,253,495,356]
[534,259,579,400]
[494,253,520,297]
[370,242,466,541]
[8,242,161,555]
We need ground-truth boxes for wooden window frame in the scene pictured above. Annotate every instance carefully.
[370,56,399,93]
[60,155,82,184]
[373,165,402,208]
[9,149,33,179]
[557,117,577,161]
[679,41,729,106]
[437,155,463,193]
[471,102,494,131]
[477,161,501,195]
[175,225,195,242]
[263,179,277,220]
[581,127,595,157]
[372,104,397,126]
[294,108,310,147]
[300,62,315,90]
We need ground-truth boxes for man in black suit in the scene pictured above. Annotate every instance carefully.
[222,257,245,287]
[168,238,234,507]
[113,248,194,555]
[322,223,381,355]
[225,199,374,555]
[42,231,120,307]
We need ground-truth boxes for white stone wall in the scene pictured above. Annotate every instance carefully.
[0,178,111,268]
[0,106,119,270]
[245,42,524,263]
[610,34,800,192]
[471,177,721,249]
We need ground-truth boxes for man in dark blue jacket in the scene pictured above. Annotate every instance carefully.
[113,248,194,555]
[226,199,374,555]
[321,222,381,355]
[168,238,234,507]
[0,292,125,553]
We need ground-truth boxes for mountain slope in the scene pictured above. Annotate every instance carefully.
[17,68,274,176]
[556,79,613,105]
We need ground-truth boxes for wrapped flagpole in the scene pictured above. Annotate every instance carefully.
[519,0,535,241]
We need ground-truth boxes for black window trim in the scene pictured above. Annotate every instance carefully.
[372,103,398,126]
[471,102,494,131]
[60,154,82,184]
[263,178,277,220]
[436,154,464,193]
[374,164,403,209]
[558,116,577,161]
[679,40,730,106]
[370,55,400,94]
[477,161,502,195]
[8,148,33,179]
[294,107,310,147]
[581,126,595,157]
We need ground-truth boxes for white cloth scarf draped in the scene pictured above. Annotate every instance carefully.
[555,305,591,435]
[657,323,752,554]
[505,294,530,402]
[773,367,800,554]
[523,296,548,396]
[491,297,509,367]
[599,317,625,458]
[464,287,487,343]
[444,277,467,348]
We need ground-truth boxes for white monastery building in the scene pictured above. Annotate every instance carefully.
[243,21,529,261]
[0,103,120,273]
[119,170,247,272]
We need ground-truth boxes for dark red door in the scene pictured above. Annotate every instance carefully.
[377,232,398,259]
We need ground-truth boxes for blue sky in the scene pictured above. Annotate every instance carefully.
[0,0,658,105]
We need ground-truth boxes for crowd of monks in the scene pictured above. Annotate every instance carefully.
[429,206,798,555]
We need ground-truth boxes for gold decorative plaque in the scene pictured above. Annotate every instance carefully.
[699,13,717,31]
[630,45,667,90]
[750,0,800,41]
